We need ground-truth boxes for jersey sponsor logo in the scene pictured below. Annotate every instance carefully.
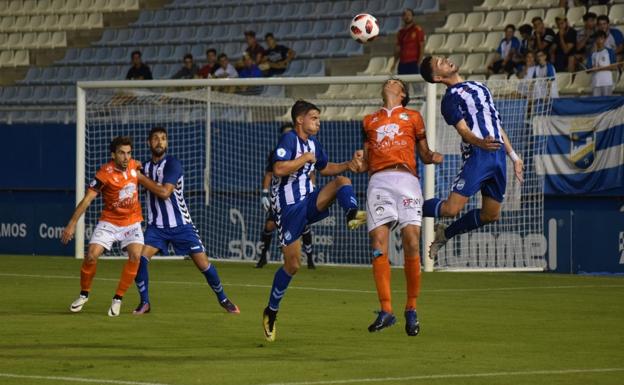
[375,123,402,143]
[402,197,419,209]
[276,148,286,157]
[111,183,138,209]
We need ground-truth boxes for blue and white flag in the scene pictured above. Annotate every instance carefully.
[535,97,624,195]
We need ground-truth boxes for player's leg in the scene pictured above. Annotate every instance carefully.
[315,175,365,229]
[109,241,142,317]
[263,239,301,342]
[70,242,105,312]
[132,244,159,315]
[400,225,422,336]
[189,250,239,314]
[256,217,276,268]
[302,225,315,269]
[367,224,397,332]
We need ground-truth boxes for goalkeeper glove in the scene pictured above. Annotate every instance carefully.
[261,189,270,212]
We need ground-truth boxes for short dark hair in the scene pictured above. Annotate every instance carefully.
[218,53,228,60]
[183,53,193,61]
[404,8,414,16]
[265,32,274,40]
[110,136,133,154]
[519,24,533,35]
[206,48,217,55]
[505,24,516,31]
[148,126,167,140]
[420,56,435,83]
[131,50,141,58]
[291,100,320,125]
[531,16,543,24]
[244,30,256,37]
[597,15,610,24]
[583,12,597,22]
[594,30,607,39]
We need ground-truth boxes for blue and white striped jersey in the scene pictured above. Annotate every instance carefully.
[143,155,193,228]
[270,131,328,209]
[441,81,504,146]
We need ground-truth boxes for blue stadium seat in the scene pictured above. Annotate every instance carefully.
[199,7,215,21]
[231,6,248,22]
[133,10,154,26]
[260,85,285,97]
[41,109,62,122]
[150,10,169,26]
[159,27,179,44]
[421,0,439,13]
[171,45,190,62]
[142,46,159,62]
[366,0,386,14]
[190,44,204,59]
[146,28,165,44]
[151,63,168,78]
[291,40,308,57]
[277,3,298,21]
[103,65,119,80]
[348,0,367,15]
[156,45,173,62]
[282,60,304,76]
[109,46,128,64]
[378,0,401,16]
[311,20,330,38]
[325,39,344,58]
[345,39,364,56]
[131,29,149,44]
[331,1,349,17]
[92,47,112,65]
[87,66,103,80]
[53,66,72,84]
[94,29,117,46]
[306,40,325,58]
[311,2,333,19]
[113,29,132,46]
[0,87,18,104]
[164,9,186,26]
[15,86,34,105]
[295,3,316,20]
[19,67,42,85]
[294,21,315,39]
[63,85,76,103]
[305,59,325,76]
[72,66,88,82]
[273,22,292,39]
[381,17,400,34]
[31,86,49,105]
[59,48,80,64]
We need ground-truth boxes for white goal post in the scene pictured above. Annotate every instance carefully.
[76,75,551,272]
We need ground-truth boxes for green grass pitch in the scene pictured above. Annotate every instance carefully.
[0,255,623,385]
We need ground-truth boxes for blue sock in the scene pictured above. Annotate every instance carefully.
[134,256,150,304]
[423,198,443,218]
[268,267,293,311]
[336,184,358,215]
[202,264,227,302]
[444,209,483,239]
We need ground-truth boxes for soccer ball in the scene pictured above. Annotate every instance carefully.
[350,13,379,43]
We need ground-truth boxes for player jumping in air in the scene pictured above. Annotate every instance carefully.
[262,100,367,342]
[62,136,144,317]
[419,56,524,260]
[257,123,315,269]
[360,78,443,335]
[132,127,239,315]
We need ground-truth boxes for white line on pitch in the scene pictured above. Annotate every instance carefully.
[261,367,624,385]
[0,373,172,385]
[1,273,623,295]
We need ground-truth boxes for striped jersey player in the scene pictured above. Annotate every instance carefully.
[132,126,239,315]
[419,55,525,260]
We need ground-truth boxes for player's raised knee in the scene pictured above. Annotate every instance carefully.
[480,210,500,223]
[334,175,352,186]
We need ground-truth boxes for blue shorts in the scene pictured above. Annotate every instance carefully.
[276,189,329,246]
[452,147,507,202]
[144,224,205,256]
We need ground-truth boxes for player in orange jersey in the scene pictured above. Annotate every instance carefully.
[360,77,443,335]
[61,136,144,317]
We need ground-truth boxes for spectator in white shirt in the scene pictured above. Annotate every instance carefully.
[587,30,618,96]
[214,54,239,78]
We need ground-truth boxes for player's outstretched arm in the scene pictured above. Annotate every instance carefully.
[137,173,175,199]
[61,189,98,245]
[319,150,364,176]
[454,119,501,152]
[416,136,444,165]
[499,127,524,183]
[273,152,316,177]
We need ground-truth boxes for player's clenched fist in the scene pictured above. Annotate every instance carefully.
[303,152,316,164]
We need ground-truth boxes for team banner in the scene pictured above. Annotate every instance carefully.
[534,97,624,195]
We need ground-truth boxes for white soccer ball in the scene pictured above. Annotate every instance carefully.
[350,13,380,44]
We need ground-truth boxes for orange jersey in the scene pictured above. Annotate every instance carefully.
[88,159,143,227]
[363,106,426,176]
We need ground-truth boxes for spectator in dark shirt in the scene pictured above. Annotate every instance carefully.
[576,12,597,66]
[261,33,295,77]
[126,50,153,80]
[198,48,219,79]
[244,30,265,65]
[552,17,576,72]
[530,17,556,55]
[171,53,199,79]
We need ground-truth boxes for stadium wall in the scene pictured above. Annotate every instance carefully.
[0,117,622,273]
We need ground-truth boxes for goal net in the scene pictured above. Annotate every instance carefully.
[77,76,552,271]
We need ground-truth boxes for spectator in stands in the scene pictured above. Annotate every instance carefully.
[596,15,624,61]
[576,12,597,67]
[239,53,263,78]
[126,50,153,80]
[171,54,199,79]
[587,30,617,96]
[214,53,239,78]
[518,51,536,79]
[243,30,265,66]
[525,50,558,99]
[487,24,520,76]
[529,17,556,55]
[395,8,425,74]
[261,33,295,77]
[518,24,533,57]
[198,48,219,79]
[552,17,576,72]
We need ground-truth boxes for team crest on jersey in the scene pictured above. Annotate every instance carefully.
[454,178,465,191]
[375,123,402,142]
[284,231,292,241]
[277,148,287,157]
[375,206,384,215]
[399,113,409,121]
[568,117,596,170]
[119,183,136,200]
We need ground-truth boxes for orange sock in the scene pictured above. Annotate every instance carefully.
[115,259,140,298]
[80,260,97,292]
[404,256,421,310]
[372,254,392,313]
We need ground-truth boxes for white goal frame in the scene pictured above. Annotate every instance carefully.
[75,75,544,272]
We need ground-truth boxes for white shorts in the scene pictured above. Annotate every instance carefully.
[89,221,144,251]
[366,170,423,232]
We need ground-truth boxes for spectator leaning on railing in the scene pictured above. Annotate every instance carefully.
[171,53,199,79]
[126,50,153,80]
